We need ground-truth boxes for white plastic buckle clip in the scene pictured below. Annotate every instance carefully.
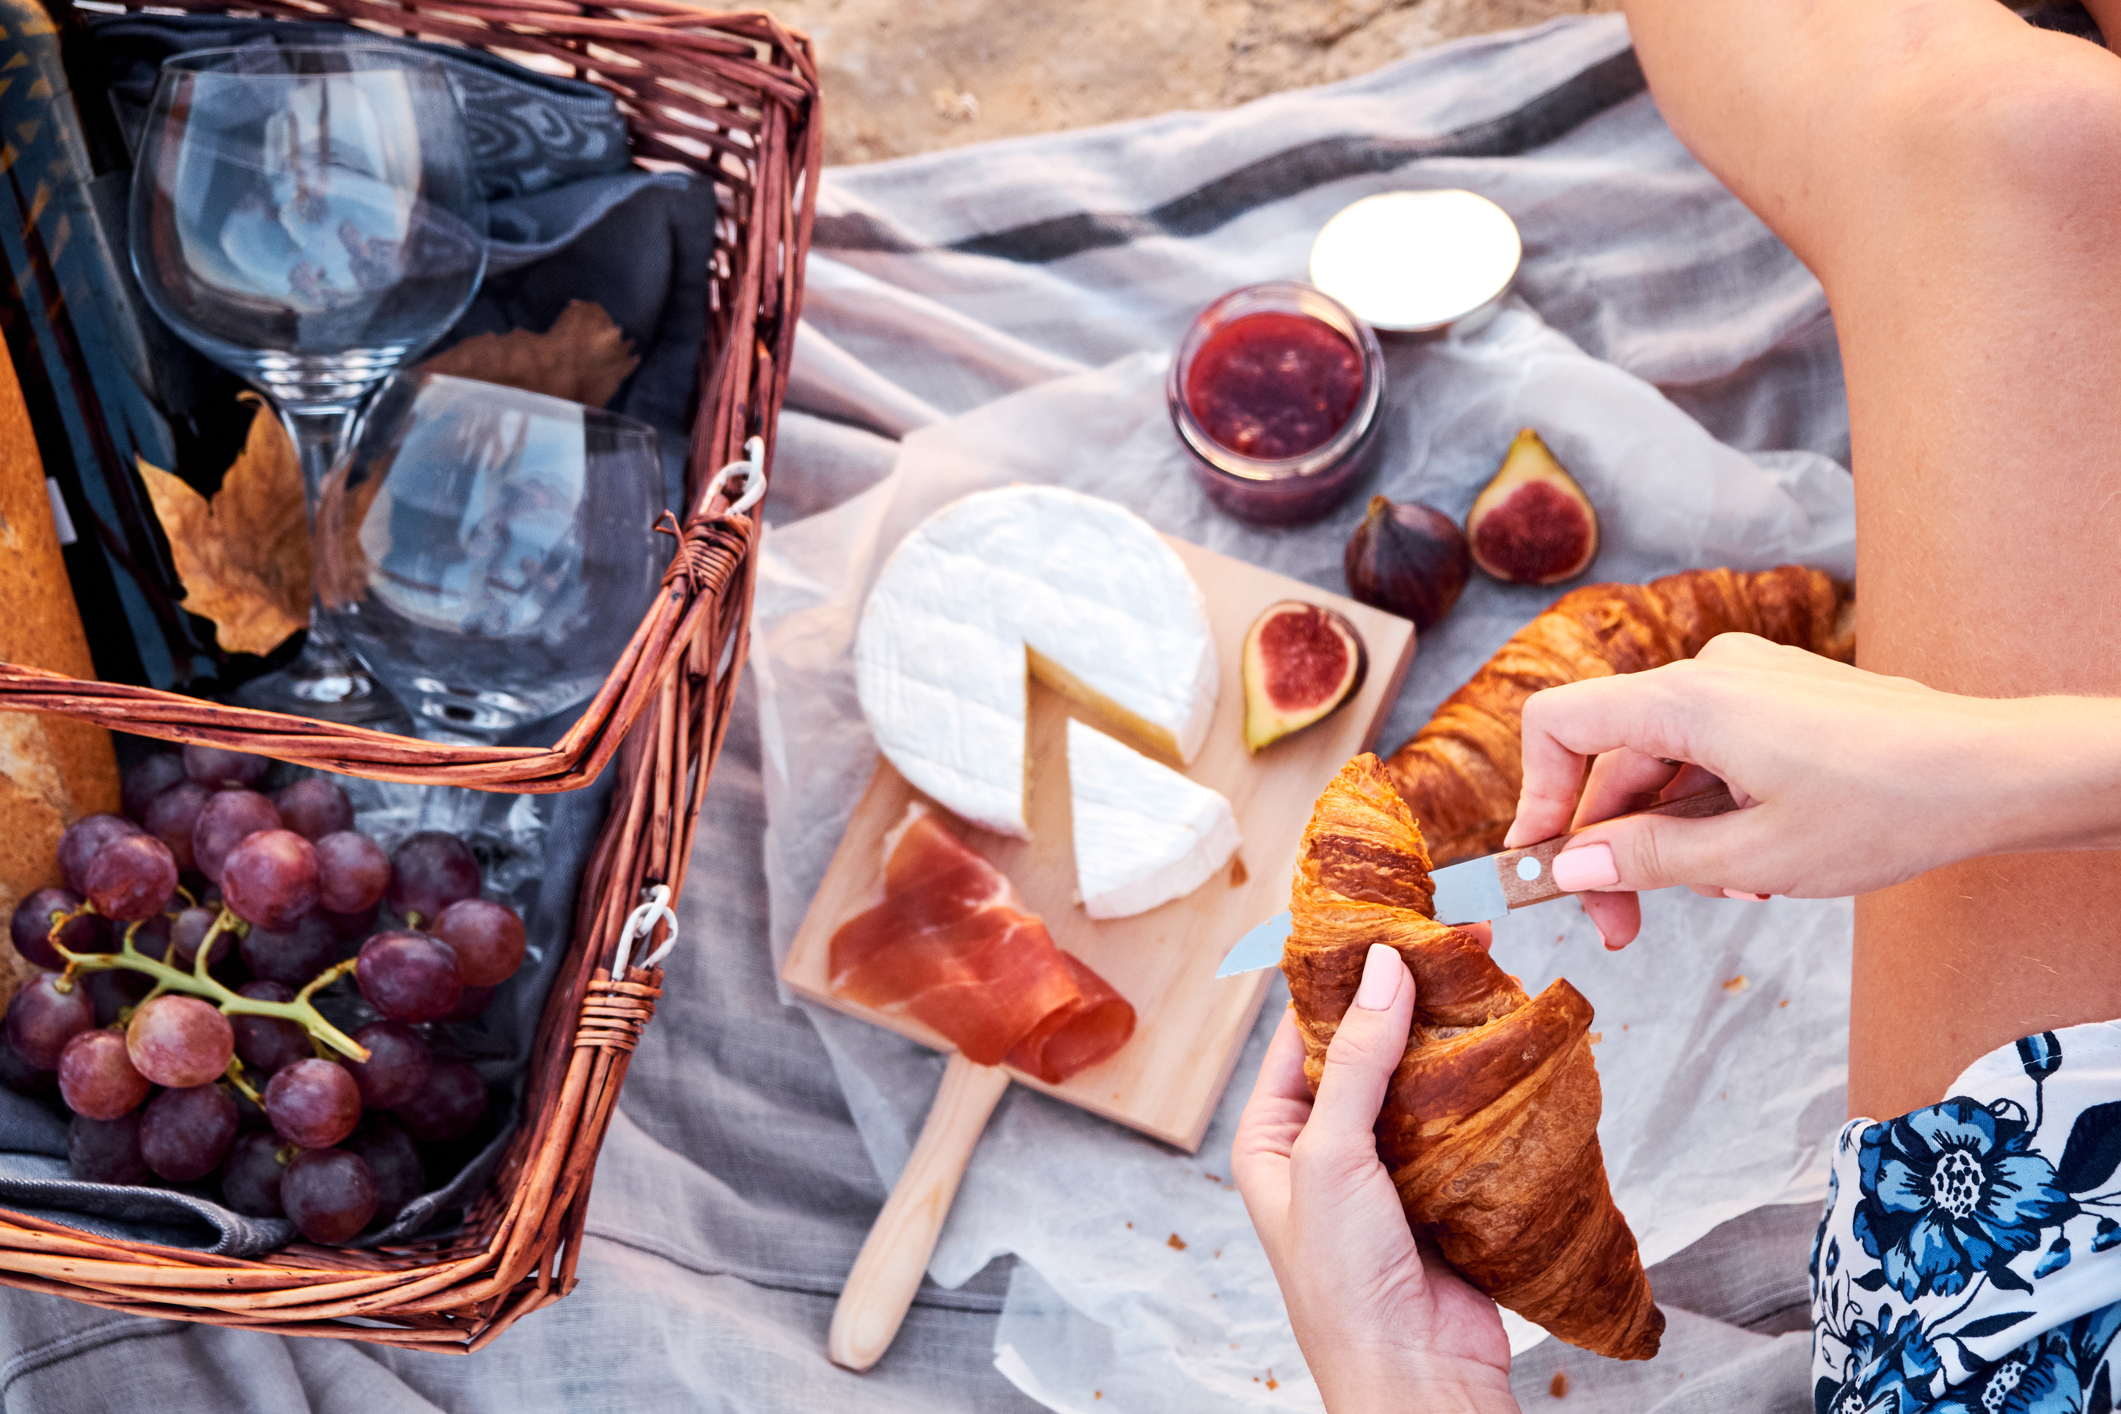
[698,435,766,520]
[613,883,678,976]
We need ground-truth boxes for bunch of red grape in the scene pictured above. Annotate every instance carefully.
[2,745,527,1246]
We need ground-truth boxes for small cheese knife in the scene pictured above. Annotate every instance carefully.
[1214,783,1740,978]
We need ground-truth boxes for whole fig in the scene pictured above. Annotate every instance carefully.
[1343,495,1471,632]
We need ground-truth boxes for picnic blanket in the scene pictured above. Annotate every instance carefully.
[0,14,1867,1412]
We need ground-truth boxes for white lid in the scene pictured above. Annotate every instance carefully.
[1308,190,1522,334]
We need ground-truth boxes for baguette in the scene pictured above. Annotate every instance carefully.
[0,337,120,999]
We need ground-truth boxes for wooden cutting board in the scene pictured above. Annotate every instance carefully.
[781,535,1416,1152]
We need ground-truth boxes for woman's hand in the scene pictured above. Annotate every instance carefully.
[1233,942,1519,1414]
[1505,632,2121,948]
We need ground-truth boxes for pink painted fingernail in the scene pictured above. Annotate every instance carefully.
[1723,888,1770,902]
[1552,843,1618,892]
[1354,943,1403,1011]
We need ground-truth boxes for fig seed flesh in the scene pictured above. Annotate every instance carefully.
[1464,429,1599,586]
[1241,601,1369,752]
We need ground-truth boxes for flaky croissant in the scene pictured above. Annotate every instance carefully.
[1284,754,1663,1362]
[1384,564,1853,864]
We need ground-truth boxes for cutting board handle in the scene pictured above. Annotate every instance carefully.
[827,1054,1012,1371]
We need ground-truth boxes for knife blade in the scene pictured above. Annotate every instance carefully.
[1213,783,1739,977]
[1215,911,1292,978]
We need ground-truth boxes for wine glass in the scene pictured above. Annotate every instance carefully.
[129,45,487,724]
[313,372,668,742]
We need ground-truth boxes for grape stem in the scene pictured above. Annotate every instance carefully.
[223,1056,264,1107]
[48,907,372,1064]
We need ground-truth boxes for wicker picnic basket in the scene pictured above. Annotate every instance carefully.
[0,0,818,1348]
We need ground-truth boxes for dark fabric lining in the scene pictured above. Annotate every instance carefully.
[814,47,1645,263]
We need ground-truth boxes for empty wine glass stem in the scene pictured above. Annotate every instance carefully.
[281,404,358,516]
[263,399,403,716]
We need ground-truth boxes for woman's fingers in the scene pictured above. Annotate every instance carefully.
[1232,1009,1313,1252]
[1578,889,1643,950]
[1572,747,1684,832]
[1506,734,1586,849]
[1511,672,1703,847]
[1553,807,1769,900]
[1300,945,1415,1174]
[1501,635,1998,928]
[1246,1006,1314,1112]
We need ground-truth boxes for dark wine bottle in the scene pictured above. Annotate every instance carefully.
[0,0,231,691]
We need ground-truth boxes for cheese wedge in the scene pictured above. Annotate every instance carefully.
[1066,719,1240,920]
[855,486,1218,839]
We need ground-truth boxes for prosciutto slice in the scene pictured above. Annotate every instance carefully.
[1004,952,1135,1084]
[830,809,1135,1079]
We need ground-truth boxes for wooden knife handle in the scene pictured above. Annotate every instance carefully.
[1492,784,1739,910]
[827,1053,1012,1372]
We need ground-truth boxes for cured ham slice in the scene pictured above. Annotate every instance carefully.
[830,809,1135,1079]
[1005,953,1135,1084]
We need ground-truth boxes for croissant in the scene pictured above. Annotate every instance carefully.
[1284,754,1663,1361]
[1384,564,1853,864]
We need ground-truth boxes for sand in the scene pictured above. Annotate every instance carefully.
[775,0,1621,165]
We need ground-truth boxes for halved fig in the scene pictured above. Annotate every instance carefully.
[1465,428,1599,586]
[1241,601,1368,752]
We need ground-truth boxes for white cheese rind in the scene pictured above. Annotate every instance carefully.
[855,486,1219,838]
[1066,718,1241,920]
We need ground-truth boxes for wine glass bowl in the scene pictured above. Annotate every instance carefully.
[314,372,669,740]
[129,43,488,723]
[132,45,486,428]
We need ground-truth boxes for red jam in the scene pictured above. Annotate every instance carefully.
[1182,312,1365,462]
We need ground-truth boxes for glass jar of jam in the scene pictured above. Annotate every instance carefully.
[1168,281,1384,525]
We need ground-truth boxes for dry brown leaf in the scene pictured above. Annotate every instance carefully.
[138,395,309,657]
[417,299,640,408]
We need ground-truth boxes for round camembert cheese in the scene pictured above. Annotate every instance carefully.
[855,486,1219,840]
[1066,719,1240,919]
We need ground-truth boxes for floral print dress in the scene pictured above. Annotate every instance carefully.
[1813,1021,2121,1413]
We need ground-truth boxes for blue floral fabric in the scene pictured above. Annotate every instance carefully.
[1813,1022,2121,1413]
